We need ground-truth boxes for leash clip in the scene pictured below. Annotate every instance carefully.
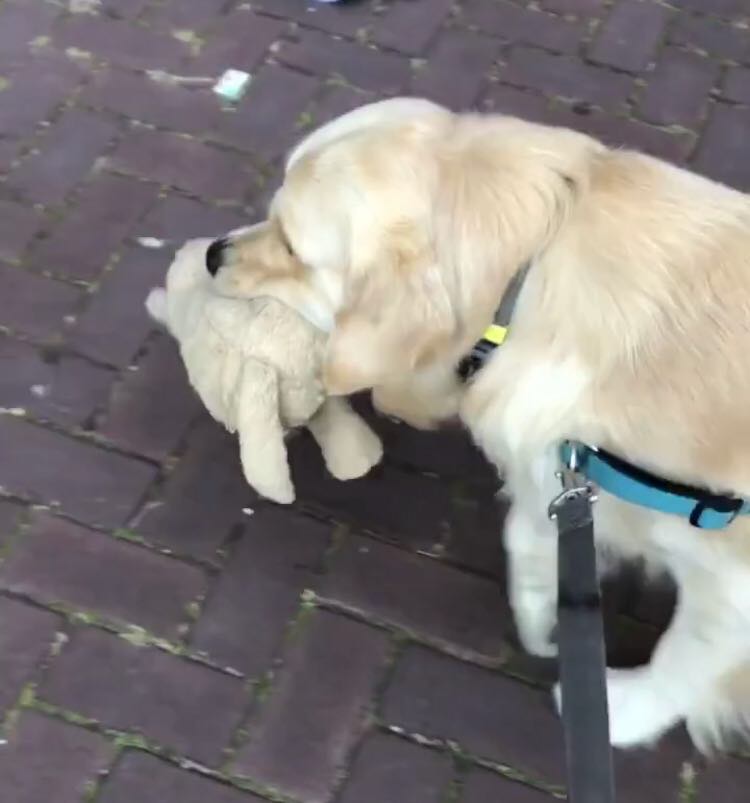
[548,443,598,520]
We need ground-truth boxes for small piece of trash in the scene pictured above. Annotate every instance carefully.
[146,70,214,87]
[69,0,101,12]
[213,69,252,103]
[30,384,50,398]
[137,237,167,249]
[0,407,26,416]
[242,507,255,516]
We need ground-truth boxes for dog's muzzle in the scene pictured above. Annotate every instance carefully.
[206,237,229,276]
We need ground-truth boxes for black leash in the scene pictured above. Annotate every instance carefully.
[549,455,616,803]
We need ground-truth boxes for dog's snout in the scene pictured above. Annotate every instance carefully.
[206,237,228,277]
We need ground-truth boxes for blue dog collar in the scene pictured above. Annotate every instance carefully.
[560,442,750,530]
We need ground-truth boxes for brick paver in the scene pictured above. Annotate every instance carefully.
[1,0,748,800]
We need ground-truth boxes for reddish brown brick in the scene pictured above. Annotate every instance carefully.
[100,0,151,19]
[212,64,318,161]
[29,174,157,281]
[191,508,330,675]
[310,85,372,127]
[694,104,750,191]
[234,611,390,802]
[723,67,750,104]
[6,110,116,205]
[253,0,374,38]
[189,9,285,75]
[505,46,633,109]
[0,139,21,171]
[0,498,25,550]
[322,534,507,659]
[0,200,43,262]
[0,712,111,803]
[589,0,671,72]
[0,336,112,427]
[0,597,59,716]
[135,418,252,561]
[0,263,80,339]
[145,0,229,29]
[338,732,452,803]
[670,0,746,17]
[68,246,168,368]
[383,647,565,784]
[698,754,750,803]
[0,513,206,638]
[540,0,603,12]
[54,14,191,71]
[278,29,410,93]
[371,0,453,56]
[0,416,156,528]
[444,487,508,579]
[462,770,552,802]
[0,1,59,59]
[80,68,223,135]
[462,0,584,54]
[639,49,718,128]
[669,16,749,62]
[100,751,263,803]
[613,731,690,802]
[137,195,248,244]
[109,129,257,203]
[482,84,552,119]
[98,334,201,460]
[290,434,453,553]
[40,627,247,764]
[412,29,498,110]
[0,51,87,137]
[548,106,691,162]
[354,397,494,481]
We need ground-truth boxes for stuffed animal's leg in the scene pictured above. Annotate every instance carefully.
[307,397,383,480]
[237,361,295,504]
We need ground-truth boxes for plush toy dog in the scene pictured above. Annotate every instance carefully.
[145,234,383,504]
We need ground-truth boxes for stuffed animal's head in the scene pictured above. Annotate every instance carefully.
[146,237,215,335]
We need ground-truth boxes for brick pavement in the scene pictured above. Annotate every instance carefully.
[0,0,749,800]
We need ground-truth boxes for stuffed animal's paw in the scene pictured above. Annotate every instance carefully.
[145,287,168,324]
[326,425,383,481]
[255,479,296,505]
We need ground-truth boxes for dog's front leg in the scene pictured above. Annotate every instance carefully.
[505,496,559,657]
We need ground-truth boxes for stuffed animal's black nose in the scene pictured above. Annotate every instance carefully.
[206,237,228,277]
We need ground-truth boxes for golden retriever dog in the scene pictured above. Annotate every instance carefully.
[207,98,750,753]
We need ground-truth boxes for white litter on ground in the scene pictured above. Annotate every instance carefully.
[146,70,215,87]
[242,507,255,516]
[136,237,168,249]
[213,69,252,103]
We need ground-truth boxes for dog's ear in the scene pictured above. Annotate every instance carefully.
[323,235,456,396]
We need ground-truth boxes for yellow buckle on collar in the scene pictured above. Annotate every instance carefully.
[482,324,507,346]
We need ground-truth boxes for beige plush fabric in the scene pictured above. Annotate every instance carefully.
[146,237,382,504]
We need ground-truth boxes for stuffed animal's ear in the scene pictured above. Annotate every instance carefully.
[145,288,168,325]
[323,241,456,396]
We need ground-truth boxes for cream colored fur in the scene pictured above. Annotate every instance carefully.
[211,99,750,752]
[145,234,382,504]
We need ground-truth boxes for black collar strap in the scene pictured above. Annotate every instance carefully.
[458,262,531,381]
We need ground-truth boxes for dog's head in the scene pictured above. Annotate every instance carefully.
[207,98,588,408]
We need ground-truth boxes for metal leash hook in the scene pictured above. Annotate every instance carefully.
[549,443,616,803]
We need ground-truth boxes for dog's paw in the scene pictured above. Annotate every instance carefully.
[326,428,383,481]
[512,590,558,658]
[553,667,681,748]
[145,287,167,324]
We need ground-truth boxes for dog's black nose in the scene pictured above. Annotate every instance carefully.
[206,237,228,277]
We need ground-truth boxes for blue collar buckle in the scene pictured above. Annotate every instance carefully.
[559,441,750,531]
